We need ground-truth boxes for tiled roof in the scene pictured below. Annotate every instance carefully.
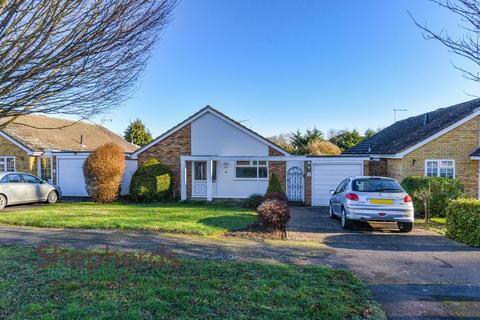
[344,99,480,155]
[0,115,138,153]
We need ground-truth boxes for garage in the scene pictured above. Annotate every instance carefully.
[311,161,364,206]
[57,157,88,197]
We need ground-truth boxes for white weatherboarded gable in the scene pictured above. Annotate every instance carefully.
[311,162,363,206]
[191,112,268,156]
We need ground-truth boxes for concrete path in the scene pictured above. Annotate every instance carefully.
[288,207,480,320]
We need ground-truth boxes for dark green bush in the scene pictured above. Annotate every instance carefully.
[446,198,480,247]
[129,159,173,202]
[401,176,465,218]
[263,192,288,202]
[267,173,283,193]
[241,194,264,210]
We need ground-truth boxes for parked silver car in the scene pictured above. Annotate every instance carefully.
[0,172,61,210]
[329,176,414,232]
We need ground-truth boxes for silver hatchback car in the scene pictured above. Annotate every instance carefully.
[329,176,414,232]
[0,172,61,210]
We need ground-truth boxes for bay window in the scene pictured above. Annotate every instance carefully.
[425,160,455,178]
[235,160,268,179]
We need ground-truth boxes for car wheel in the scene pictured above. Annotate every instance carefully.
[329,204,335,219]
[341,207,352,230]
[398,222,413,233]
[0,195,6,210]
[47,191,58,204]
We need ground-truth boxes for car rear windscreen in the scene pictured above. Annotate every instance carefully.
[352,179,403,193]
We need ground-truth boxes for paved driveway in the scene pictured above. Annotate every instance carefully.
[287,206,480,320]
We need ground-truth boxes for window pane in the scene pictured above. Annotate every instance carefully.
[236,167,257,178]
[40,158,51,180]
[258,167,268,178]
[6,158,14,172]
[0,158,5,172]
[258,161,267,165]
[212,161,217,181]
[236,161,250,166]
[252,161,258,165]
[441,160,454,167]
[440,168,454,178]
[194,162,206,180]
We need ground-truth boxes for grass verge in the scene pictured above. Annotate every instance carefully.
[0,245,385,319]
[0,202,256,236]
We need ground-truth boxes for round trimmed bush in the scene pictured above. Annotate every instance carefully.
[83,143,125,203]
[256,199,290,229]
[129,159,173,202]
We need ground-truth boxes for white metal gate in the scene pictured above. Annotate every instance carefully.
[287,166,304,201]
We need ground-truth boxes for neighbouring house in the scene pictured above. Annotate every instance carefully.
[344,98,480,198]
[132,106,368,206]
[0,115,138,196]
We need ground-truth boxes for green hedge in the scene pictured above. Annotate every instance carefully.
[129,159,173,202]
[446,198,480,247]
[401,176,465,217]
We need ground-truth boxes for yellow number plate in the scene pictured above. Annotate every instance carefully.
[370,199,393,205]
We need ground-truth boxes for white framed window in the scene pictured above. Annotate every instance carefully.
[425,159,455,178]
[235,160,268,179]
[0,157,15,172]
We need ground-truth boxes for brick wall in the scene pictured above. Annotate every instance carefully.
[0,135,34,173]
[366,159,388,176]
[267,147,286,192]
[137,124,191,198]
[304,161,311,206]
[385,116,480,197]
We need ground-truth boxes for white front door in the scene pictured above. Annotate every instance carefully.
[192,161,207,197]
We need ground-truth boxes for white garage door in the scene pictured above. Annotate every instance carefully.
[311,163,363,206]
[57,158,88,197]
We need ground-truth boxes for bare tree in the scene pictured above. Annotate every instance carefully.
[410,0,480,83]
[0,0,177,128]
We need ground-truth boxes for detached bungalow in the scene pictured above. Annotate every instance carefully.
[0,115,138,196]
[132,106,368,206]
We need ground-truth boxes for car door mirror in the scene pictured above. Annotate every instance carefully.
[330,190,335,195]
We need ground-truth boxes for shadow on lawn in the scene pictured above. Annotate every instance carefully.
[198,214,256,231]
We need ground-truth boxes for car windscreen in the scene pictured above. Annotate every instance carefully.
[352,179,403,193]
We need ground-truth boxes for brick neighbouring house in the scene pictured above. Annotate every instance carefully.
[0,114,137,196]
[132,106,367,206]
[344,98,480,198]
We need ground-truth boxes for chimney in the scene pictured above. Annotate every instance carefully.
[80,134,84,146]
[424,113,431,125]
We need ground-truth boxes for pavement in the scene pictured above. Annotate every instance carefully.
[0,206,479,319]
[287,207,480,320]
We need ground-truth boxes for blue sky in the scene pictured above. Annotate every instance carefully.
[98,0,479,138]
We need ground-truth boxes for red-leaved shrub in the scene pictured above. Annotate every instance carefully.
[83,143,125,203]
[256,199,290,229]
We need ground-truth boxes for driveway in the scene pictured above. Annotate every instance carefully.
[287,206,480,320]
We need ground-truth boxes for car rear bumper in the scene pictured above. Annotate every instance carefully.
[345,205,414,223]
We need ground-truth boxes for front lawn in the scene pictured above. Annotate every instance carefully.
[0,202,256,236]
[0,245,385,319]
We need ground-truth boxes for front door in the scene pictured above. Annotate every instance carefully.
[192,161,207,197]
